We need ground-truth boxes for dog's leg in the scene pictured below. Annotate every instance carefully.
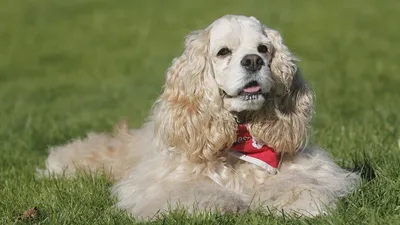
[253,147,359,217]
[112,177,249,220]
[168,183,249,214]
[38,122,147,181]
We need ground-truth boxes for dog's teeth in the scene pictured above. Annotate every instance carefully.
[243,94,260,101]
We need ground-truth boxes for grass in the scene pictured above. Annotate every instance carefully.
[0,0,399,224]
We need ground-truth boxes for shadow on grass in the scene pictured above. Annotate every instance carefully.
[345,152,376,182]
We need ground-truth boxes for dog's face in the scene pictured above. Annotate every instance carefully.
[208,16,274,112]
[156,15,311,159]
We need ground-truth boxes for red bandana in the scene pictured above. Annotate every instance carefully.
[229,124,281,169]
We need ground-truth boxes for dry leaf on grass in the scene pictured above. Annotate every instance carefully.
[17,206,40,220]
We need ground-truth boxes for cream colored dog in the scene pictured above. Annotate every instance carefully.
[39,15,359,220]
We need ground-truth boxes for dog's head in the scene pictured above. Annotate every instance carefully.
[153,15,313,161]
[210,15,276,112]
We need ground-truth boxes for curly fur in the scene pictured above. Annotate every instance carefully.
[153,29,237,162]
[39,15,359,220]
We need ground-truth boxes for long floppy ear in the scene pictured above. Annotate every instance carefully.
[152,29,237,162]
[248,27,314,154]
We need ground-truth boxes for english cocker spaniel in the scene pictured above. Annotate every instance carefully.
[40,15,359,219]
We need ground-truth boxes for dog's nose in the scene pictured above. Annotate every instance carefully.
[240,54,264,72]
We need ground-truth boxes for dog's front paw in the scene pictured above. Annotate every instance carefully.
[220,202,248,214]
[209,196,249,214]
[271,190,330,218]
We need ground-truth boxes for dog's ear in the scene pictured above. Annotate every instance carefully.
[248,27,314,154]
[152,29,236,162]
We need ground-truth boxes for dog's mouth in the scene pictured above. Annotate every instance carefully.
[238,81,262,95]
[222,81,264,101]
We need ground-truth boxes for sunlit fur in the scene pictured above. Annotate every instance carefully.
[40,15,359,220]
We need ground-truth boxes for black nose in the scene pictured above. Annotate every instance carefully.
[240,54,264,72]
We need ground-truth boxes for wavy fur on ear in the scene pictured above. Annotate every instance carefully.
[153,29,237,162]
[248,27,314,154]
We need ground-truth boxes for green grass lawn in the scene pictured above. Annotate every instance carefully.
[1,0,399,224]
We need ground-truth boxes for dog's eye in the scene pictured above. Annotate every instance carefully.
[257,45,268,53]
[217,47,232,57]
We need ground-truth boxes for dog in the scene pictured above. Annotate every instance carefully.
[39,15,359,220]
